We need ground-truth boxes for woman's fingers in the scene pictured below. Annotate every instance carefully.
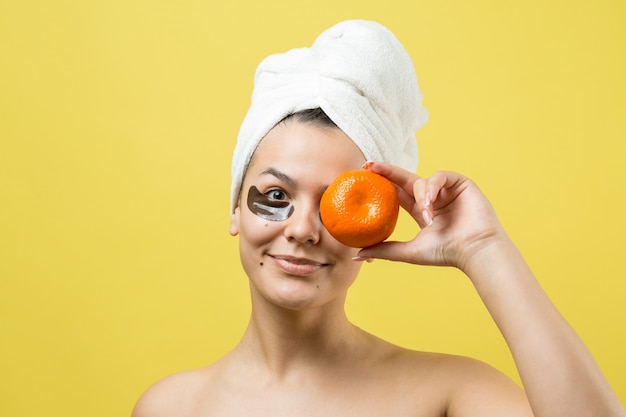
[358,240,418,264]
[364,162,486,232]
[364,163,468,228]
[364,161,428,227]
[363,161,419,197]
[358,165,490,267]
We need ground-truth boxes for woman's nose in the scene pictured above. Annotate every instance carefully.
[284,203,321,245]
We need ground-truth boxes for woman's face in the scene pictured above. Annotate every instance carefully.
[230,120,366,311]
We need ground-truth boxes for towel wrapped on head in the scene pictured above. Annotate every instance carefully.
[230,19,428,211]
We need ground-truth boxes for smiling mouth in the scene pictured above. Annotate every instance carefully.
[267,254,329,276]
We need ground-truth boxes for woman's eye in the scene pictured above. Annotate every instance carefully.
[267,189,287,201]
[247,185,294,221]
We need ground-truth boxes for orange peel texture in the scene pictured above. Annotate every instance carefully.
[320,169,400,248]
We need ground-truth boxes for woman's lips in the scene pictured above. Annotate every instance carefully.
[267,255,328,276]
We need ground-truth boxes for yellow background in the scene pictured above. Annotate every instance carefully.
[1,0,625,415]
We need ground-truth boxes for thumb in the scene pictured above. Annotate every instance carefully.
[357,240,419,265]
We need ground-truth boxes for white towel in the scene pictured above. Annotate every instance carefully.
[230,19,428,211]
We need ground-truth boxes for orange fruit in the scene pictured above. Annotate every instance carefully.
[320,169,400,248]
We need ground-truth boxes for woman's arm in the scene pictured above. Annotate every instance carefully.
[463,230,623,417]
[359,163,625,417]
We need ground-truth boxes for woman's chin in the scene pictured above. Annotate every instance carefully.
[254,281,338,312]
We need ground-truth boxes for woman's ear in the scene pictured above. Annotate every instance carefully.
[229,206,240,236]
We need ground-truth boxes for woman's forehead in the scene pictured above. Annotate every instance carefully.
[248,121,365,169]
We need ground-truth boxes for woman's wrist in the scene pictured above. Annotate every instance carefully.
[456,226,519,285]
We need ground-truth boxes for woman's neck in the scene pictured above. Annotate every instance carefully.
[235,296,363,377]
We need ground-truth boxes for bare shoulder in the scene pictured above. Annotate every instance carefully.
[398,351,533,417]
[131,367,215,417]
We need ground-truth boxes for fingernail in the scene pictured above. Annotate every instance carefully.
[352,256,374,262]
[425,192,432,207]
[361,161,373,170]
[422,209,433,227]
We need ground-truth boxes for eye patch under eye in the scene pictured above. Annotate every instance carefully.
[247,185,294,221]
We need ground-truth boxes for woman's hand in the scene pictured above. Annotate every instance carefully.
[359,162,626,417]
[358,162,506,271]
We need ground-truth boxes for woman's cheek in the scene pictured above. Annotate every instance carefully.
[241,211,283,245]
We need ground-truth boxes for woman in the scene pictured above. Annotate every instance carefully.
[132,20,624,416]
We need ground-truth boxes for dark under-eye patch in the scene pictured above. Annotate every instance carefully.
[247,185,294,221]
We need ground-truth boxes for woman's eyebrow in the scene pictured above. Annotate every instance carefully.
[259,167,296,187]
